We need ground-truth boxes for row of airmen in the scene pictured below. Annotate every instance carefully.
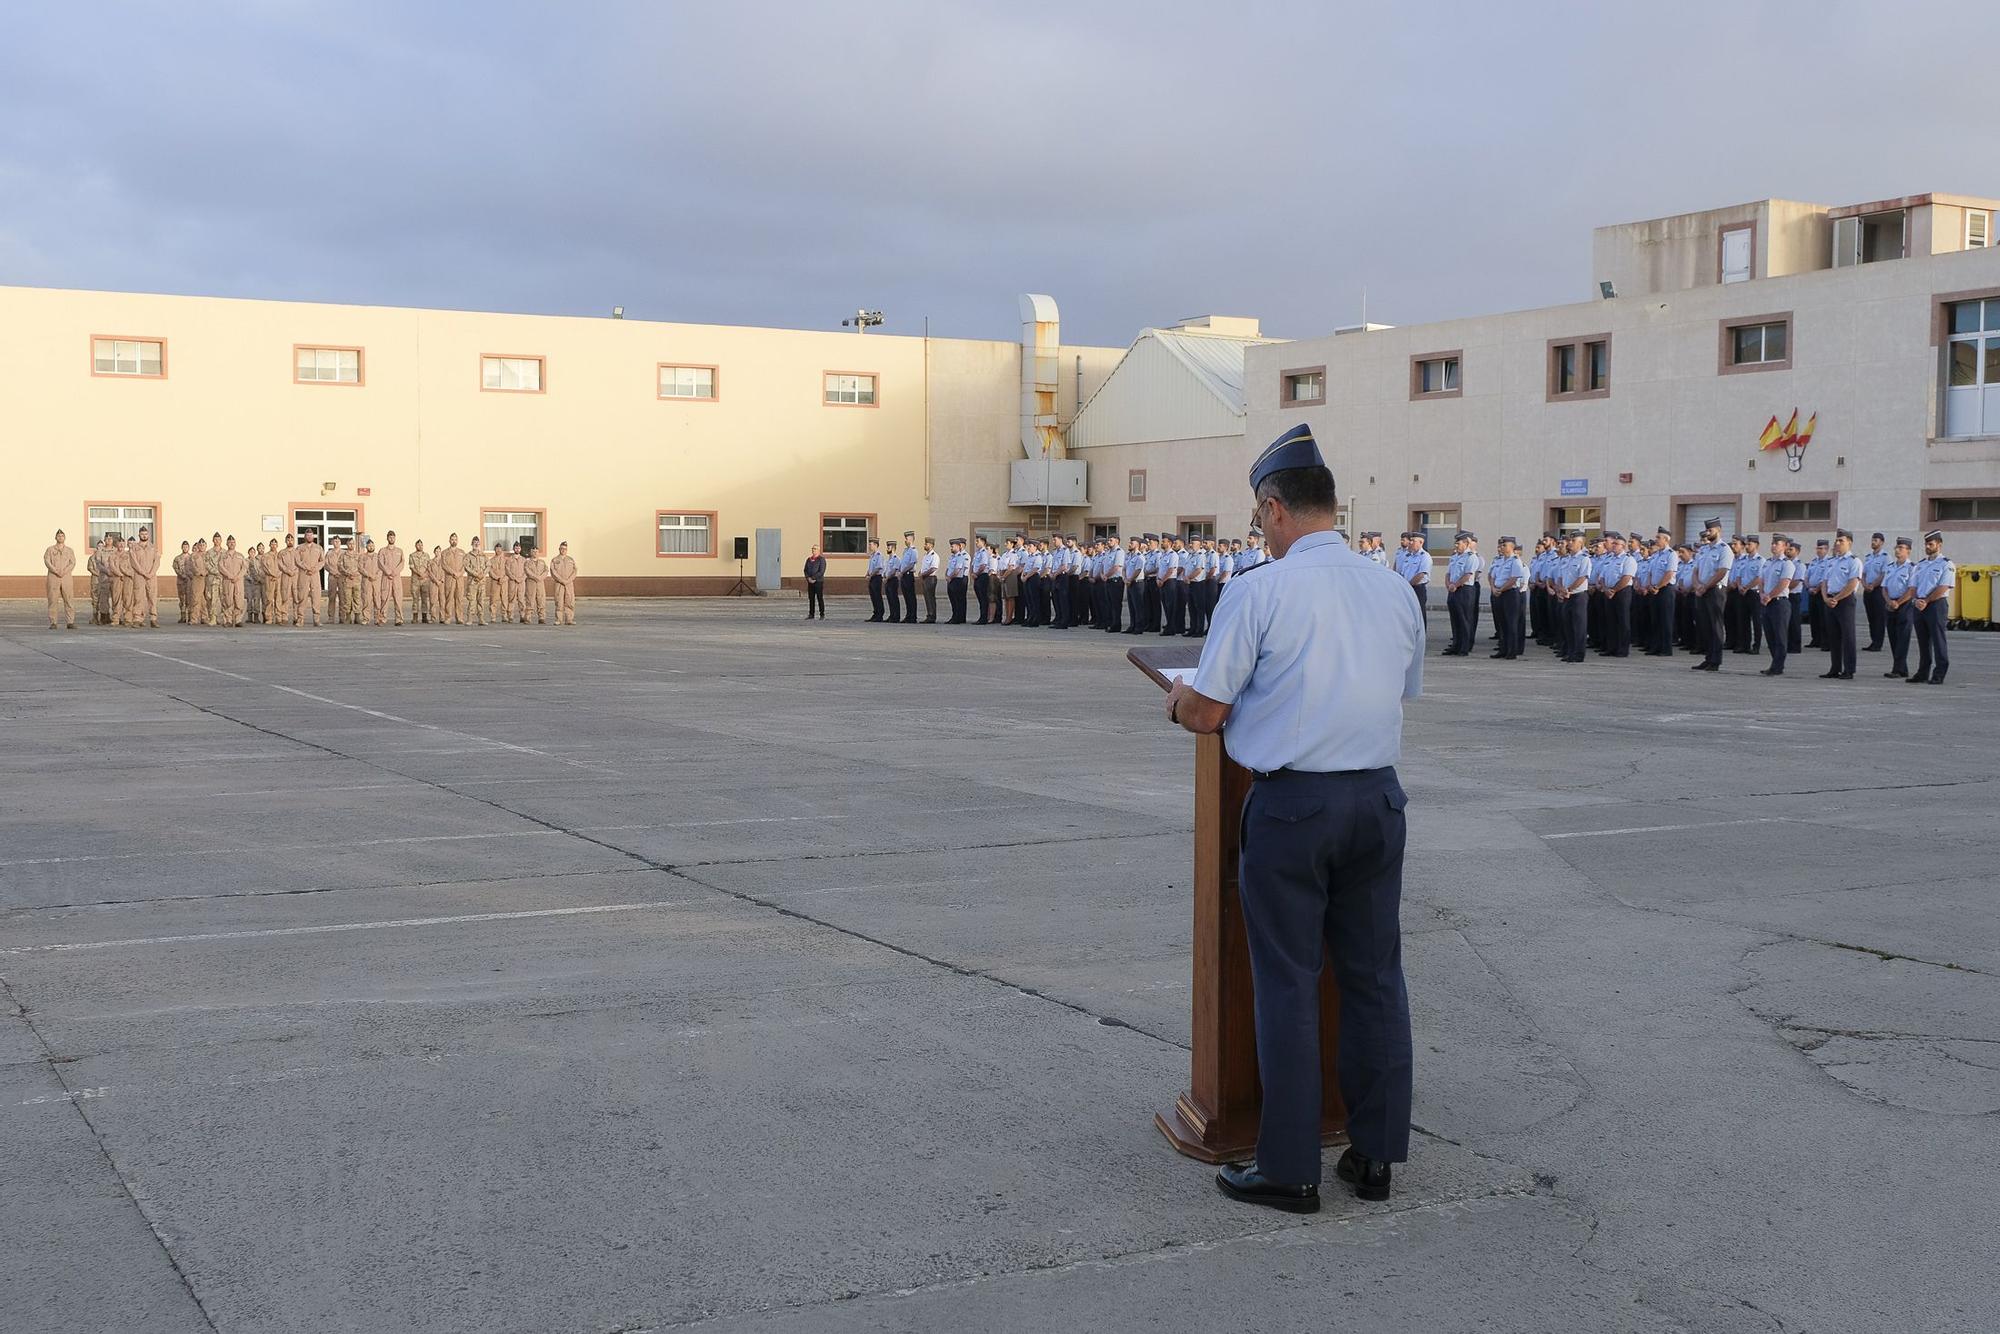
[43,528,580,629]
[1392,520,1958,683]
[861,530,1274,633]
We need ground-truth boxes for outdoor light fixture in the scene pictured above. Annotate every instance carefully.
[612,306,624,319]
[842,309,885,333]
[1599,281,1616,299]
[322,481,336,493]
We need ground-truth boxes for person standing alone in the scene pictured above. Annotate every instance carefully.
[1167,424,1424,1210]
[803,546,827,619]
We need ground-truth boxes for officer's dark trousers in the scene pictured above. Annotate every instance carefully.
[1020,576,1039,625]
[1611,587,1633,656]
[1145,580,1161,632]
[1447,586,1477,653]
[1563,594,1588,662]
[1789,592,1805,652]
[885,578,902,622]
[1105,578,1123,632]
[1701,589,1728,666]
[973,572,991,623]
[1888,602,1914,674]
[1411,583,1427,627]
[1049,575,1068,628]
[1653,587,1676,655]
[1238,767,1412,1182]
[867,574,884,621]
[1828,597,1857,676]
[1915,600,1950,681]
[920,574,938,622]
[1807,593,1826,647]
[1076,575,1091,626]
[1492,589,1523,656]
[1763,598,1791,674]
[901,573,918,625]
[806,581,825,617]
[947,576,967,623]
[1864,587,1887,649]
[1162,581,1184,635]
[1529,587,1546,643]
[1723,589,1743,651]
[1126,579,1145,633]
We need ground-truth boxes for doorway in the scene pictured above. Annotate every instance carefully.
[293,507,360,591]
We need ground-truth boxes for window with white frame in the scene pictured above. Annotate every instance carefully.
[1730,321,1789,366]
[821,514,872,553]
[1967,210,1990,250]
[1281,368,1325,404]
[482,356,543,392]
[1413,508,1460,556]
[92,338,164,377]
[1180,519,1216,542]
[481,510,542,555]
[296,346,362,384]
[1415,355,1460,395]
[1945,297,2000,438]
[658,365,715,400]
[87,504,158,544]
[823,372,876,405]
[655,512,713,555]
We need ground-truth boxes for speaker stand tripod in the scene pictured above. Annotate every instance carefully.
[725,557,757,597]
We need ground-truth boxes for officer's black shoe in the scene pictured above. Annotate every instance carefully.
[1837,672,1854,679]
[1884,669,1903,678]
[1864,644,1882,651]
[1215,1163,1320,1214]
[1820,670,1840,679]
[1931,672,1948,685]
[1907,674,1931,684]
[1760,668,1782,676]
[1335,1148,1393,1202]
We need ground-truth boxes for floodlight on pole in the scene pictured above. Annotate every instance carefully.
[841,309,884,333]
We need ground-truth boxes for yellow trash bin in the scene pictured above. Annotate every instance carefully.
[1955,566,1995,628]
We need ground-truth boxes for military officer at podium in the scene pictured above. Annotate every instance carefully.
[1167,423,1424,1212]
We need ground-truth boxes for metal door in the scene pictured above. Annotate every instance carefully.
[755,528,782,592]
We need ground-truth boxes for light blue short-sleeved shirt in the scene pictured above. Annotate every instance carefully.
[1694,539,1733,586]
[1882,558,1917,600]
[1191,530,1424,774]
[1759,556,1795,599]
[1863,550,1889,586]
[1916,555,1956,598]
[1820,552,1860,594]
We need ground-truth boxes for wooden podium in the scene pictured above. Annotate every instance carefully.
[1131,645,1345,1164]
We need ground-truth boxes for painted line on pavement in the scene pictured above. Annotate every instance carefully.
[1540,816,1788,841]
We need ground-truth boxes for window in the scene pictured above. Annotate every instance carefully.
[820,514,873,554]
[823,372,877,406]
[1090,522,1119,542]
[1763,496,1833,525]
[1333,503,1352,538]
[1410,352,1462,399]
[1834,211,1907,266]
[86,504,158,544]
[1944,296,2000,437]
[91,337,165,378]
[1719,313,1793,374]
[1280,366,1326,407]
[1128,470,1147,501]
[481,355,544,392]
[1970,210,1992,250]
[1549,336,1611,399]
[294,345,362,385]
[1550,505,1603,542]
[1180,518,1216,542]
[658,364,716,400]
[1411,508,1460,556]
[971,524,1014,551]
[655,511,715,556]
[481,509,544,555]
[1720,223,1753,284]
[1929,494,2000,521]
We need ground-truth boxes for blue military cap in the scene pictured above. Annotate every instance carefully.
[1924,529,1944,542]
[1455,531,1475,542]
[1872,531,1886,540]
[1815,538,1830,549]
[1143,532,1158,541]
[1248,423,1326,490]
[1656,526,1672,537]
[1895,536,1912,548]
[1835,528,1852,540]
[1628,531,1644,542]
[1770,532,1788,545]
[1742,533,1760,543]
[1704,516,1723,529]
[1542,531,1557,540]
[1498,535,1517,546]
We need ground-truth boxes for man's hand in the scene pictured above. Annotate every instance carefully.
[1166,679,1230,735]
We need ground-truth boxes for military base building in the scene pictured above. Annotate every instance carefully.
[9,190,2000,599]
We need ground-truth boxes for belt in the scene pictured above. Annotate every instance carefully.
[1249,765,1392,783]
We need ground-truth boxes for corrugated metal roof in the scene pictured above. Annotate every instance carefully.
[1066,328,1282,449]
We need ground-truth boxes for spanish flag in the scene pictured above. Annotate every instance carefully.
[1795,412,1817,446]
[1758,415,1785,450]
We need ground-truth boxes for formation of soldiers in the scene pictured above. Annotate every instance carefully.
[1386,520,1960,685]
[860,529,1272,631]
[46,528,581,630]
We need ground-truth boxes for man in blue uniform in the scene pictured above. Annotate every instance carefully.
[899,532,920,627]
[1757,534,1796,676]
[1167,424,1423,1210]
[865,540,886,621]
[972,536,994,624]
[1442,532,1482,656]
[1910,531,1955,685]
[1819,529,1862,679]
[883,540,903,623]
[1396,532,1431,626]
[1487,536,1524,658]
[945,538,969,624]
[1861,532,1889,652]
[1647,529,1679,656]
[1881,538,1917,678]
[1691,519,1733,671]
[1804,539,1830,649]
[1558,530,1590,663]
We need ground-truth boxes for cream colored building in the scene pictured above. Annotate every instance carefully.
[1127,193,2000,564]
[0,284,1124,597]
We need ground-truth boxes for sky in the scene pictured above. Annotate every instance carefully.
[4,1,1999,347]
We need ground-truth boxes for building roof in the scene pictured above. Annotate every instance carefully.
[1066,325,1281,449]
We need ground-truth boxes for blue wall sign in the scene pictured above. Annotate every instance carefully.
[1559,478,1589,497]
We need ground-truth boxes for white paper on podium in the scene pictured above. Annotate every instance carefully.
[1158,666,1199,685]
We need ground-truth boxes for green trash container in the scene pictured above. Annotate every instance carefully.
[1955,566,1994,629]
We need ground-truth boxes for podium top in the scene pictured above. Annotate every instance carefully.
[1128,644,1203,692]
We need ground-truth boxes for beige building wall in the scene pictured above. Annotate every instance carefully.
[1235,245,2000,564]
[0,284,1123,595]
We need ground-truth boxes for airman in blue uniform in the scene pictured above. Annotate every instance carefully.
[1756,534,1796,676]
[1168,423,1423,1212]
[1395,533,1431,625]
[1818,529,1862,679]
[1559,530,1591,662]
[1881,538,1917,678]
[865,540,886,621]
[1910,530,1955,685]
[883,540,903,623]
[1442,533,1482,655]
[945,537,970,623]
[1487,536,1525,658]
[900,530,920,626]
[1691,518,1733,670]
[1860,532,1889,652]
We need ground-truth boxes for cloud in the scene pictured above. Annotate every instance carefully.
[4,1,1998,347]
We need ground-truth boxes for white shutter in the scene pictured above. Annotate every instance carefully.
[1832,217,1860,268]
[1968,210,1990,250]
[1721,229,1751,283]
[1682,505,1733,546]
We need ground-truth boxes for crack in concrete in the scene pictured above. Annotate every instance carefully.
[0,976,220,1332]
